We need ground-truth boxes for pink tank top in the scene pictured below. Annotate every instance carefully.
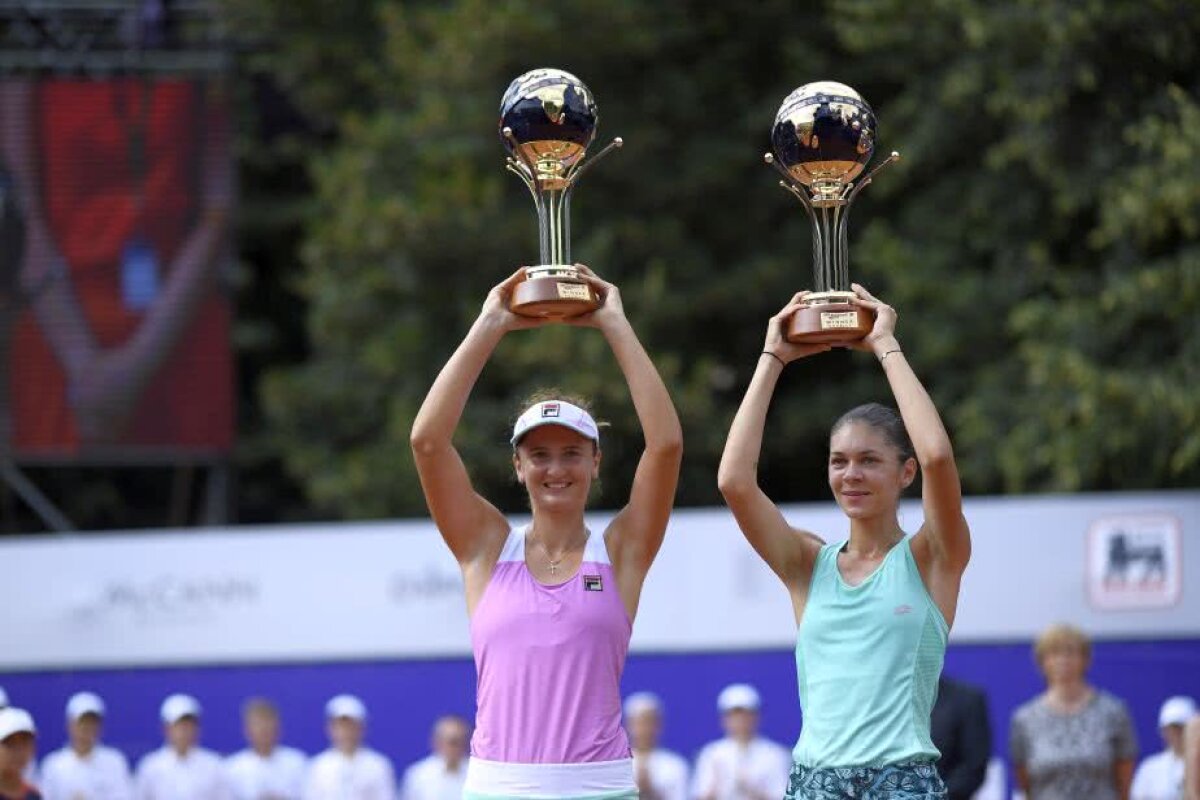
[470,525,632,764]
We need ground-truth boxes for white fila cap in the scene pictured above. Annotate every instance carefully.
[511,400,600,446]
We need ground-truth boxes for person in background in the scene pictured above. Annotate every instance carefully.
[134,694,230,800]
[1010,623,1137,800]
[0,693,33,790]
[622,693,688,800]
[400,716,469,800]
[692,684,791,800]
[0,707,41,800]
[930,676,991,800]
[225,698,307,800]
[39,692,132,800]
[1132,696,1196,800]
[303,695,395,800]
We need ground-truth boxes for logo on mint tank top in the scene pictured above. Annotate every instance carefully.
[583,574,603,591]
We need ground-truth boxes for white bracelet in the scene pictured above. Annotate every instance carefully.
[879,349,903,362]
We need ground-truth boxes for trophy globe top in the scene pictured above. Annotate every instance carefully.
[770,81,876,195]
[500,68,598,188]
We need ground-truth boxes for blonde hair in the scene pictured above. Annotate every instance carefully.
[1033,623,1092,669]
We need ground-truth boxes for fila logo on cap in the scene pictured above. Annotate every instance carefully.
[542,403,560,418]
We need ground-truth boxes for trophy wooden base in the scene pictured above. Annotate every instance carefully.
[786,301,873,344]
[510,269,599,319]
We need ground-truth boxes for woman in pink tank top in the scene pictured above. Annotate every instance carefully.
[411,265,682,800]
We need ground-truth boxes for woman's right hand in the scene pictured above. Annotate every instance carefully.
[762,291,837,365]
[480,267,550,332]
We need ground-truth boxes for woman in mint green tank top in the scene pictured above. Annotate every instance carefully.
[718,284,972,800]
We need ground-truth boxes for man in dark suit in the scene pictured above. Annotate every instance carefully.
[931,676,992,800]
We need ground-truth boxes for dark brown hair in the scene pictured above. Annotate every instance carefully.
[831,403,915,463]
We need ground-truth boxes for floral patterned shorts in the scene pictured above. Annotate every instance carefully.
[784,760,947,800]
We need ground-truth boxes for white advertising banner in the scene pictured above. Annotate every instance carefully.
[0,491,1196,670]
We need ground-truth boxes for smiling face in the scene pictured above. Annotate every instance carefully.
[828,421,915,519]
[513,425,600,512]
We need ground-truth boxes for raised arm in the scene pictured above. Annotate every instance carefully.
[849,284,971,613]
[717,293,829,598]
[410,269,541,573]
[568,267,682,607]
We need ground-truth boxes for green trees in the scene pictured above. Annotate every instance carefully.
[243,0,1199,519]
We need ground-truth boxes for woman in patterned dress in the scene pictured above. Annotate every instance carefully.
[1010,623,1138,800]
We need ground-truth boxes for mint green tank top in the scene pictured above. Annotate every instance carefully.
[793,537,948,769]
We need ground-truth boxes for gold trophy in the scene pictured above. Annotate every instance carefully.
[500,68,622,318]
[765,82,899,342]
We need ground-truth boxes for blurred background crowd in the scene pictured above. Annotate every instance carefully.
[3,623,1199,799]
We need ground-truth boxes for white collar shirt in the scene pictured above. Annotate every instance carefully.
[134,746,231,800]
[1131,749,1185,800]
[691,737,792,800]
[632,748,689,800]
[225,746,309,800]
[303,748,395,800]
[40,744,133,800]
[399,754,467,800]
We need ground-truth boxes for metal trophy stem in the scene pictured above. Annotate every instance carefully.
[765,149,899,303]
[502,127,622,280]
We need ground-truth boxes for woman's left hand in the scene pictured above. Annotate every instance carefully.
[565,264,628,331]
[848,282,900,355]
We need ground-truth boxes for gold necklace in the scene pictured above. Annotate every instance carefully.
[530,527,586,575]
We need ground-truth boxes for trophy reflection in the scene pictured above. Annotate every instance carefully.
[765,81,899,343]
[500,68,622,318]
